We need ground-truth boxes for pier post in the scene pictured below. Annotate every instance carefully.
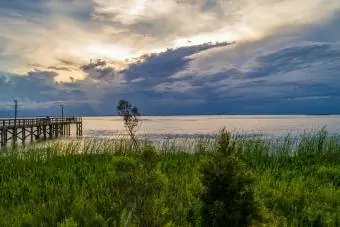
[68,124,71,136]
[55,125,59,138]
[51,125,54,138]
[12,128,17,148]
[30,127,34,143]
[76,122,83,137]
[37,126,41,140]
[0,129,4,148]
[49,125,53,139]
[22,128,26,146]
[4,129,8,147]
[43,125,47,140]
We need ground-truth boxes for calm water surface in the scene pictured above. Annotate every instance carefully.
[81,115,340,139]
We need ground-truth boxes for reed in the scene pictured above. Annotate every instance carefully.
[0,129,339,226]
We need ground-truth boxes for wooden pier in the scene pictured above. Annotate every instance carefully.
[0,117,83,147]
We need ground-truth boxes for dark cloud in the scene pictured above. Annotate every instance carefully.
[247,43,340,78]
[1,38,340,116]
[123,42,232,84]
[91,40,340,115]
[0,70,98,116]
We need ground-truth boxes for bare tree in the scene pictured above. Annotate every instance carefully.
[116,100,141,151]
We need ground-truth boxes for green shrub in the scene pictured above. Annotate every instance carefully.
[199,129,257,227]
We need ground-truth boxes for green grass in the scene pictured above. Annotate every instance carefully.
[0,129,339,226]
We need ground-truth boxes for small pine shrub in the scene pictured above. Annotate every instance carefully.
[199,129,257,227]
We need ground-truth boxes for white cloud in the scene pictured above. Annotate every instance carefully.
[92,0,175,24]
[1,0,338,80]
[153,81,196,93]
[93,0,340,45]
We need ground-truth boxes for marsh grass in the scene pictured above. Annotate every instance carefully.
[0,130,339,226]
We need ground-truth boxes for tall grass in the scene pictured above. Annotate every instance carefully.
[0,130,339,226]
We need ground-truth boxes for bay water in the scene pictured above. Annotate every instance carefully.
[82,115,340,139]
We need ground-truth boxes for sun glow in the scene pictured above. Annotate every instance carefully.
[54,70,87,82]
[66,24,260,73]
[67,42,146,70]
[84,43,135,61]
[172,25,259,48]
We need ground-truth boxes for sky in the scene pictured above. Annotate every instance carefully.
[0,0,340,116]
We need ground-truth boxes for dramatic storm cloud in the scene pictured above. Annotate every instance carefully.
[0,0,339,116]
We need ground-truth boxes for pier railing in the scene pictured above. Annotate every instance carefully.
[0,117,82,129]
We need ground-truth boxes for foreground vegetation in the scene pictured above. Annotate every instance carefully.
[0,129,339,226]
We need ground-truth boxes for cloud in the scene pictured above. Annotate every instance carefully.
[1,37,340,116]
[0,70,96,111]
[1,0,339,77]
[93,0,340,44]
[1,42,229,115]
[1,0,340,116]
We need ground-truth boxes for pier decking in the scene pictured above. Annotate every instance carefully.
[0,117,83,147]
